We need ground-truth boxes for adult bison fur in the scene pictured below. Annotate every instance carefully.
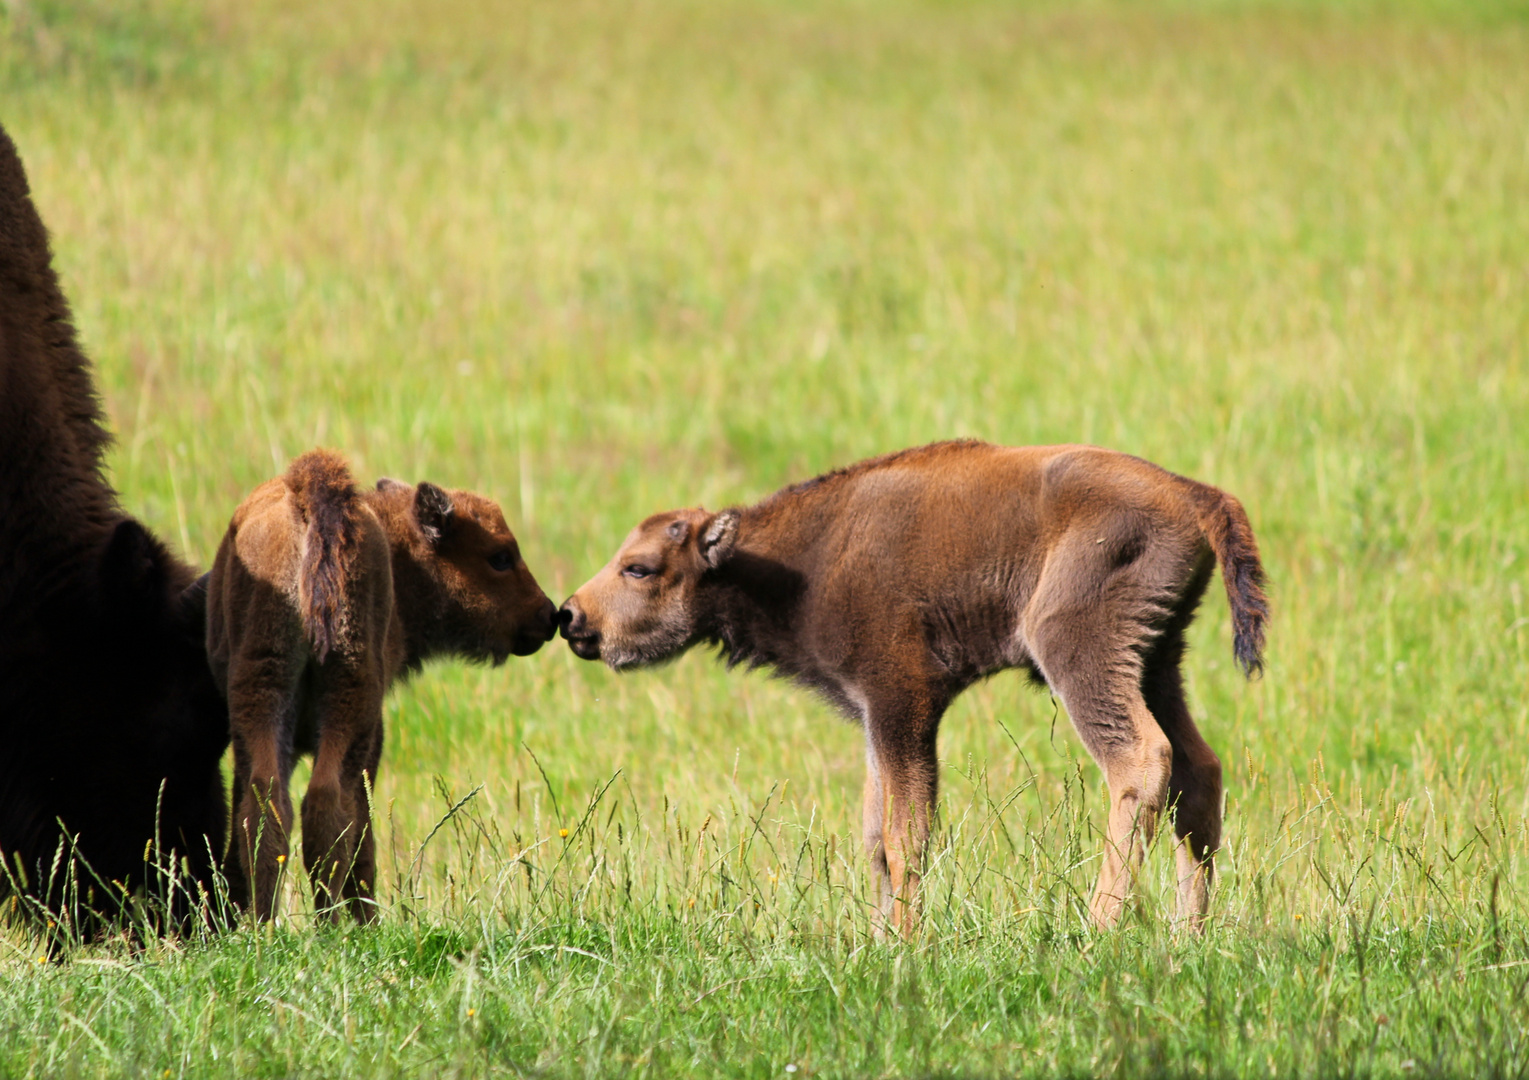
[206,449,558,923]
[0,123,229,929]
[560,441,1268,935]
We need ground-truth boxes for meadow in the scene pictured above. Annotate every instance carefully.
[2,0,1527,1074]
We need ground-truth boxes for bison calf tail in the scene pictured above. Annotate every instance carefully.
[1193,486,1270,679]
[286,450,365,664]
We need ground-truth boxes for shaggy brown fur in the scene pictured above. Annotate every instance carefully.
[207,449,558,923]
[560,441,1268,935]
[0,124,229,926]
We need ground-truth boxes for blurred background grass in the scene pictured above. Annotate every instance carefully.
[2,0,1527,1072]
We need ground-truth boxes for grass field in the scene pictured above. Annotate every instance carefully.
[3,0,1528,1075]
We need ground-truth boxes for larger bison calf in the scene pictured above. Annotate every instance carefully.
[207,450,557,923]
[560,440,1268,934]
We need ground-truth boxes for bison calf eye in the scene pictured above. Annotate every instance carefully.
[488,550,517,572]
[622,564,655,580]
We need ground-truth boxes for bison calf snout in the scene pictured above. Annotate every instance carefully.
[513,597,559,655]
[557,599,602,660]
[538,597,559,638]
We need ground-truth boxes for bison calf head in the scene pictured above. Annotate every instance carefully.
[559,507,738,670]
[379,478,558,662]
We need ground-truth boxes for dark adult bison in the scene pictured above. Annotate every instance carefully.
[559,441,1268,935]
[0,124,228,930]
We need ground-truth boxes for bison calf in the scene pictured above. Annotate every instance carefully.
[560,441,1268,935]
[206,450,557,923]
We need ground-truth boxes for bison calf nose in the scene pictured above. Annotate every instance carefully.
[537,597,559,641]
[557,599,602,661]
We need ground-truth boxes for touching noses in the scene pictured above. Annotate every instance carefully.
[534,596,559,641]
[557,599,583,637]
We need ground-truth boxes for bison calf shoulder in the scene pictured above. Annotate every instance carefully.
[560,440,1269,935]
[206,449,557,923]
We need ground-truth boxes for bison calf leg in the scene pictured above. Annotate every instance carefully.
[341,732,383,924]
[227,650,305,922]
[1168,750,1222,932]
[1028,566,1179,930]
[1033,640,1172,928]
[861,744,893,932]
[229,694,296,922]
[1087,709,1173,929]
[1142,657,1223,931]
[235,781,294,921]
[862,714,939,939]
[300,780,358,922]
[342,810,379,925]
[302,672,384,924]
[230,752,294,923]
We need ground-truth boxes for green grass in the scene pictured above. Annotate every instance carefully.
[2,0,1528,1075]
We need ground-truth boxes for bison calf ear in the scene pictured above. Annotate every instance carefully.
[376,477,409,494]
[699,509,739,569]
[413,482,456,545]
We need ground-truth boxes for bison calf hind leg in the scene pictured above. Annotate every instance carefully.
[300,780,360,921]
[341,731,383,924]
[232,775,295,923]
[302,671,385,924]
[229,698,296,922]
[1029,623,1173,929]
[1141,641,1223,932]
[1087,714,1173,929]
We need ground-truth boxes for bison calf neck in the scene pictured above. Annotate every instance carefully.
[561,441,1268,935]
[207,450,557,923]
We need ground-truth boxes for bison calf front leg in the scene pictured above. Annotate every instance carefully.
[863,709,940,939]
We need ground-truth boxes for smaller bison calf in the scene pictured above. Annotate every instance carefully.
[206,450,557,923]
[560,441,1269,936]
